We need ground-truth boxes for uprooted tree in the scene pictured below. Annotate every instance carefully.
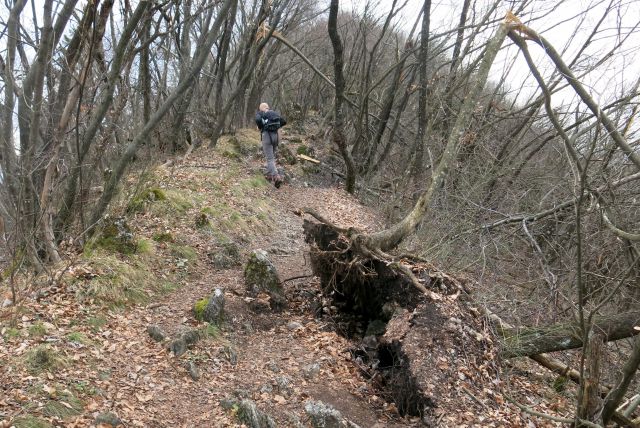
[302,9,640,427]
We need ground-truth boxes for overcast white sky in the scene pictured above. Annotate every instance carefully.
[2,0,639,112]
[345,0,640,109]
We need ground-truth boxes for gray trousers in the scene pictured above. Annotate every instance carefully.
[261,130,279,176]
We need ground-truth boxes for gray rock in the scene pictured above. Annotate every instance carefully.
[220,398,237,410]
[233,389,251,399]
[185,361,200,380]
[203,288,225,325]
[146,325,166,342]
[179,329,201,347]
[288,413,305,428]
[169,338,187,357]
[287,321,303,331]
[260,383,273,394]
[220,345,238,365]
[209,242,242,269]
[302,362,320,380]
[95,411,122,427]
[2,298,12,308]
[304,401,360,428]
[267,361,280,373]
[244,249,285,310]
[275,375,293,397]
[237,399,276,428]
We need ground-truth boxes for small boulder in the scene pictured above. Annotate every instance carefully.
[275,375,294,397]
[180,329,201,347]
[304,401,360,428]
[202,289,225,325]
[302,362,321,380]
[185,361,200,381]
[244,250,285,309]
[95,411,122,427]
[169,338,187,357]
[146,325,166,342]
[287,321,303,331]
[209,242,241,269]
[237,399,276,428]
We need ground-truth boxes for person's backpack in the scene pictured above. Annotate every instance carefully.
[261,110,284,132]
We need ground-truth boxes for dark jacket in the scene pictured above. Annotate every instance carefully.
[255,109,287,132]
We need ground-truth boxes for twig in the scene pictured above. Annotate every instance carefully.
[281,274,314,283]
[505,394,602,427]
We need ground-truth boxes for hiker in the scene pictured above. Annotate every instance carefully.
[255,102,287,187]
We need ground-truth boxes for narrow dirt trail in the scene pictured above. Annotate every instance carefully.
[1,134,568,428]
[95,183,401,427]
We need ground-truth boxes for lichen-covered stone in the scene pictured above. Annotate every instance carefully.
[244,249,285,309]
[236,399,276,428]
[304,401,360,428]
[185,361,200,381]
[202,288,225,325]
[169,338,187,357]
[209,242,241,269]
[95,411,122,427]
[147,325,166,342]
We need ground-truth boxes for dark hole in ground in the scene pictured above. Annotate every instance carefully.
[303,220,434,418]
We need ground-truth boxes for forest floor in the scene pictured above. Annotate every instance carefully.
[1,129,574,427]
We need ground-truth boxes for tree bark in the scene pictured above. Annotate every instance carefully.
[602,335,640,424]
[501,310,640,358]
[327,0,356,193]
[576,331,604,425]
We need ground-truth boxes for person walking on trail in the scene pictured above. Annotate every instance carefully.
[255,102,287,188]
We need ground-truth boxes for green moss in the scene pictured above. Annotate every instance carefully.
[12,416,53,428]
[153,232,174,242]
[199,323,221,339]
[26,345,66,374]
[28,322,47,338]
[194,298,209,321]
[127,187,167,212]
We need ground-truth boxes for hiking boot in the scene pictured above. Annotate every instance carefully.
[273,174,283,188]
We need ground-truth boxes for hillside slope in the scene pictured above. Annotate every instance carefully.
[1,130,571,427]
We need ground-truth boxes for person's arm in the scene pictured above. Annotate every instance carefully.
[255,112,263,130]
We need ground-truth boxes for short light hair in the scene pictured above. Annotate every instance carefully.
[259,102,269,112]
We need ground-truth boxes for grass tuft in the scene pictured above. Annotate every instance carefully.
[11,415,53,428]
[43,393,83,419]
[28,322,47,338]
[25,345,66,374]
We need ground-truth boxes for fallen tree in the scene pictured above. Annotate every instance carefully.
[501,310,640,358]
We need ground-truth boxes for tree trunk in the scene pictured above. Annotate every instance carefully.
[328,0,356,193]
[409,0,431,179]
[576,331,604,425]
[602,335,640,424]
[501,310,640,358]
